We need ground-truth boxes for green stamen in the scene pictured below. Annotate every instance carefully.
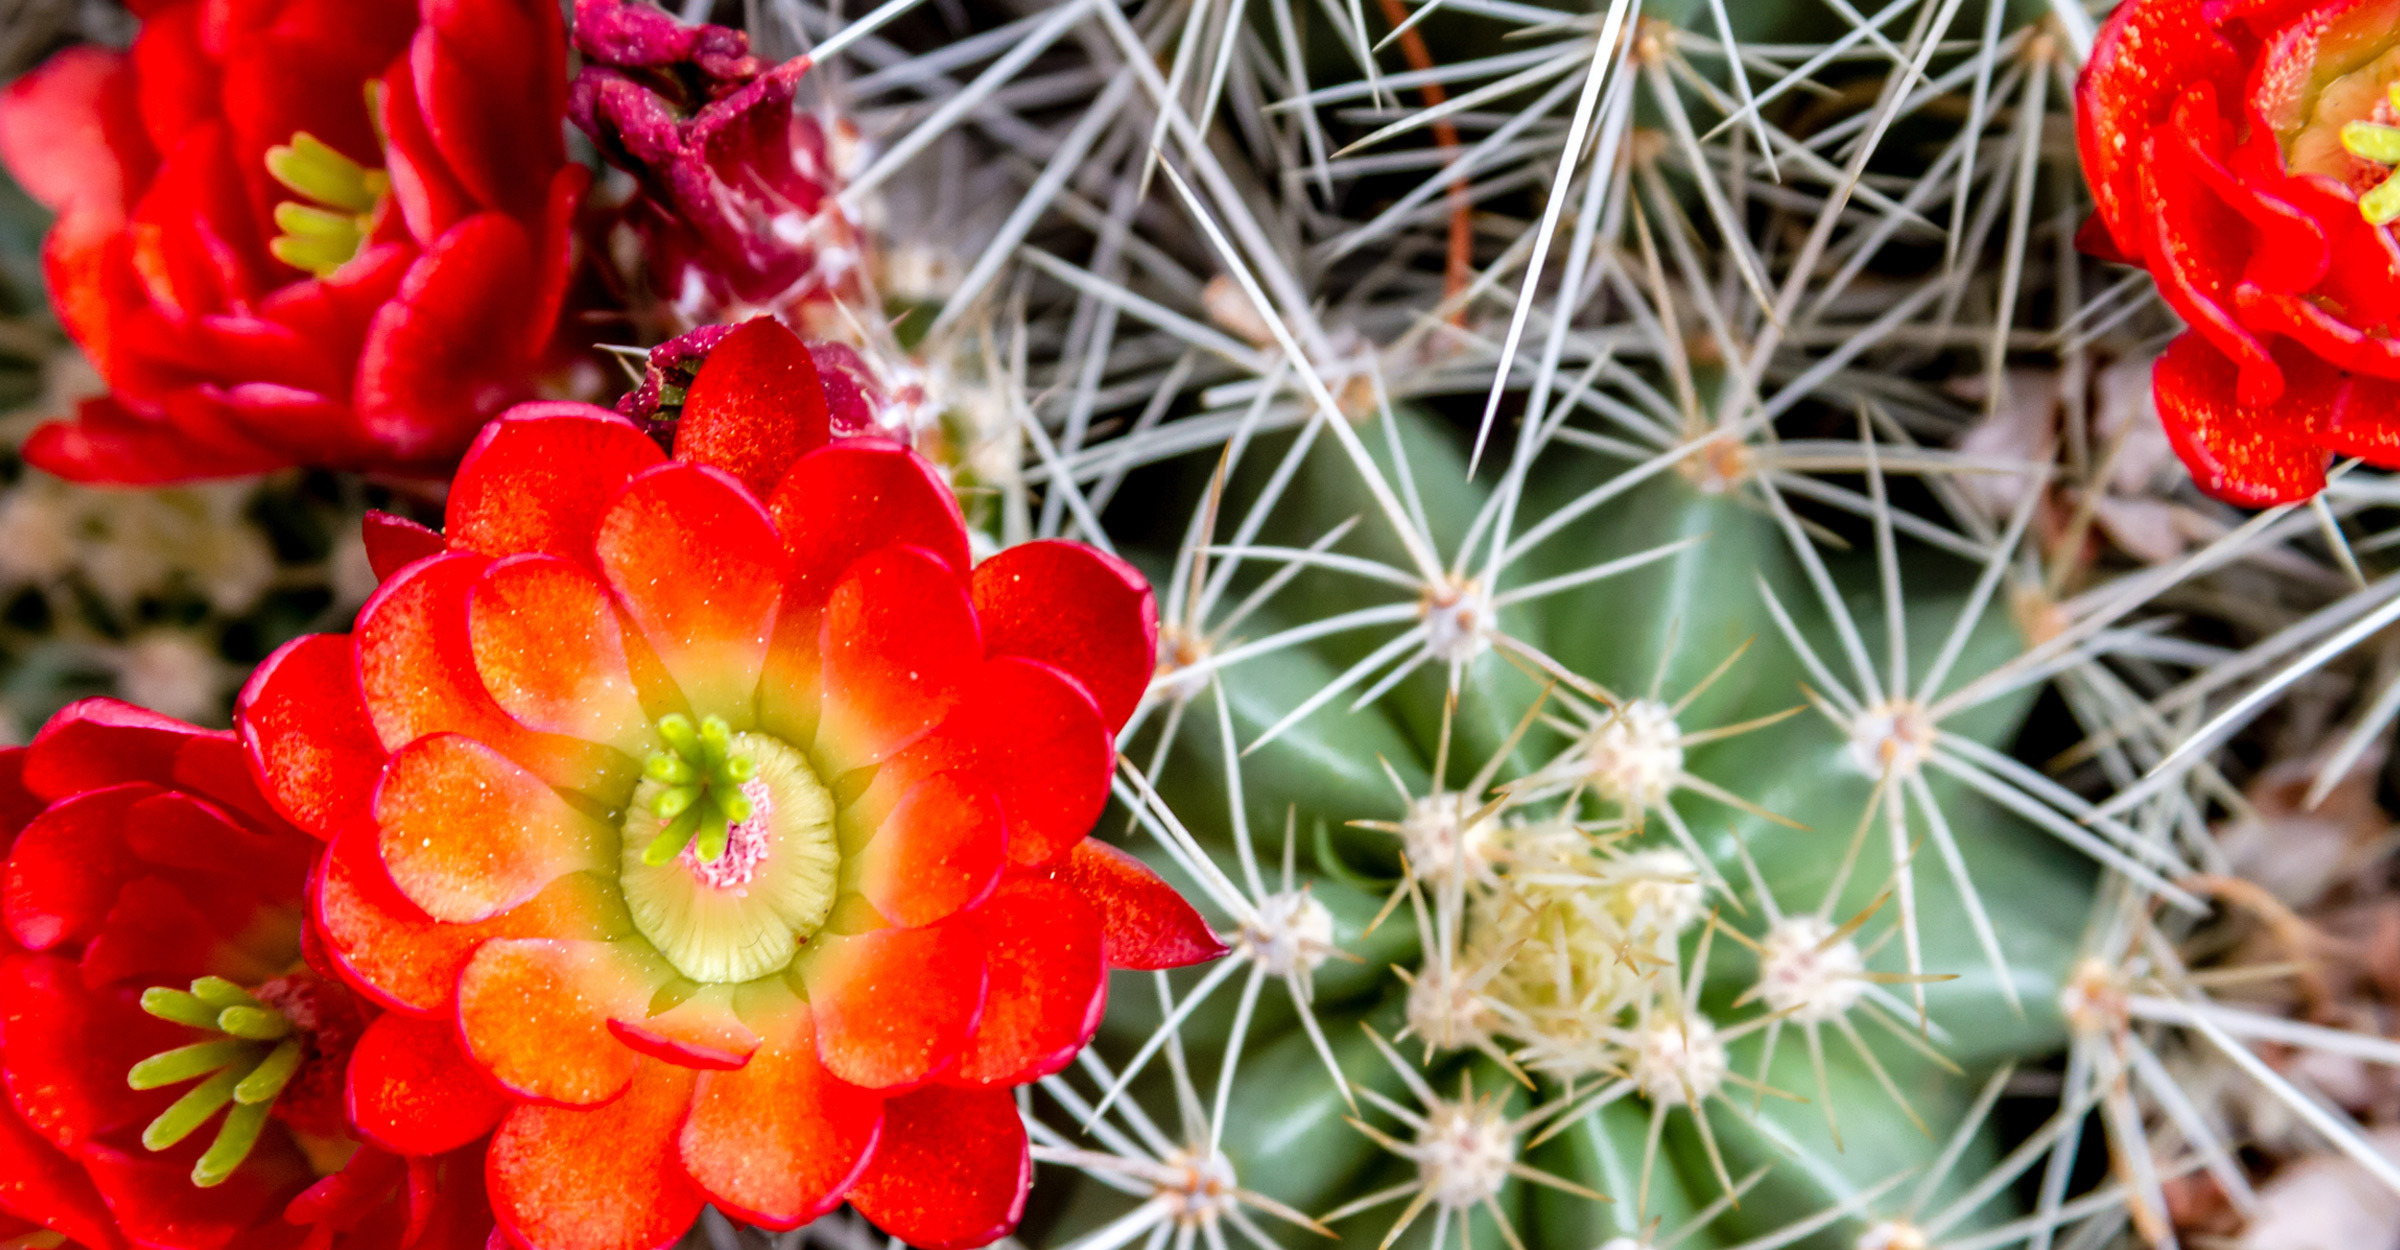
[640,714,759,866]
[2341,86,2400,226]
[264,131,390,278]
[192,1102,273,1189]
[235,1039,305,1105]
[127,976,304,1187]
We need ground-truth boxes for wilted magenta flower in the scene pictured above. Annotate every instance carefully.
[570,0,861,331]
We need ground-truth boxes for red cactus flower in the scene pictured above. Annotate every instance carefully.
[570,0,861,332]
[238,316,1226,1250]
[0,0,585,484]
[2072,0,2400,505]
[0,699,497,1250]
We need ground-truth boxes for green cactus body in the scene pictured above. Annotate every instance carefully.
[1099,404,2095,1250]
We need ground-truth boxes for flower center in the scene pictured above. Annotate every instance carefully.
[639,714,759,866]
[620,723,838,984]
[126,976,314,1187]
[265,131,390,278]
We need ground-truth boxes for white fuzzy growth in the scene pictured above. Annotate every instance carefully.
[1415,1098,1516,1209]
[1401,793,1501,889]
[1631,1015,1728,1106]
[1582,698,1685,809]
[1238,889,1336,978]
[1155,1147,1241,1228]
[1597,1240,1654,1250]
[1420,579,1494,665]
[1606,847,1706,937]
[1406,967,1492,1053]
[1855,1222,1929,1250]
[1759,915,1867,1023]
[1845,699,1935,778]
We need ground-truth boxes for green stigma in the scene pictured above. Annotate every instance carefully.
[640,714,758,867]
[264,132,390,278]
[2340,84,2400,225]
[126,977,303,1188]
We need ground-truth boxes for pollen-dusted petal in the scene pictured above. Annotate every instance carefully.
[800,923,986,1090]
[347,1010,511,1156]
[81,1138,312,1250]
[470,555,651,752]
[816,546,980,770]
[3,783,146,951]
[363,509,448,581]
[378,734,614,924]
[237,633,385,841]
[954,879,1105,1086]
[596,463,784,724]
[853,771,1003,928]
[1056,840,1228,971]
[2322,374,2400,467]
[0,951,180,1150]
[447,406,665,565]
[970,541,1157,731]
[2152,333,2330,506]
[767,440,970,612]
[2074,0,2234,265]
[606,984,761,1070]
[682,989,882,1230]
[356,552,620,793]
[316,820,628,1016]
[488,1060,703,1250]
[458,938,652,1106]
[675,317,832,498]
[847,1084,1029,1250]
[0,1095,121,1250]
[906,658,1112,869]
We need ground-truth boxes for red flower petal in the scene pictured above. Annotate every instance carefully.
[902,658,1113,868]
[2,784,145,951]
[2139,90,2282,407]
[0,1093,123,1250]
[488,1061,703,1250]
[675,317,831,498]
[378,734,613,925]
[954,879,1105,1086]
[412,0,567,223]
[356,211,540,464]
[2153,333,2330,506]
[767,440,970,611]
[458,938,651,1106]
[2321,374,2400,467]
[0,952,179,1150]
[800,923,986,1090]
[22,697,198,798]
[81,1138,312,1250]
[847,1085,1030,1250]
[680,993,882,1229]
[315,821,623,1016]
[348,1010,511,1156]
[596,463,784,723]
[605,985,760,1070]
[2075,0,2234,265]
[971,540,1157,731]
[365,509,448,582]
[448,407,666,566]
[0,46,148,219]
[1057,839,1228,971]
[470,555,651,751]
[356,553,619,792]
[855,771,1005,928]
[816,546,981,769]
[237,634,386,841]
